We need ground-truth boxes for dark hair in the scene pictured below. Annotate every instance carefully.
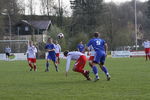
[63,50,69,56]
[94,32,99,38]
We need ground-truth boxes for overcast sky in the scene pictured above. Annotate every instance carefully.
[25,0,148,15]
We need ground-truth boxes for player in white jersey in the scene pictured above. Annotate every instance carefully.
[142,40,150,61]
[5,46,11,61]
[54,40,61,64]
[87,45,96,67]
[26,41,37,71]
[63,51,91,80]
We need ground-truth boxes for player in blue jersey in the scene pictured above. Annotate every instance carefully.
[87,32,111,82]
[77,41,85,53]
[45,38,58,72]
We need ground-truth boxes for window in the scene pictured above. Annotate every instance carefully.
[25,26,29,31]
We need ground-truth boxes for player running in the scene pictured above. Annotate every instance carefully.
[45,38,58,72]
[26,41,37,71]
[87,32,111,82]
[142,39,150,61]
[54,40,61,64]
[63,51,91,80]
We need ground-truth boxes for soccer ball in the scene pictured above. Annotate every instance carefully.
[57,33,64,39]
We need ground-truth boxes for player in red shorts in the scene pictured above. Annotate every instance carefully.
[142,39,150,61]
[54,40,61,64]
[26,41,37,71]
[63,51,91,80]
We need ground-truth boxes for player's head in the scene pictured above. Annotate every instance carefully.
[47,37,53,43]
[94,32,100,38]
[55,40,58,44]
[29,41,33,46]
[63,50,69,57]
[80,41,83,44]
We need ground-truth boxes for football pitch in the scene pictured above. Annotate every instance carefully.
[0,58,150,100]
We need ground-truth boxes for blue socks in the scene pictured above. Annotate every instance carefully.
[46,62,49,69]
[92,66,98,77]
[102,66,109,75]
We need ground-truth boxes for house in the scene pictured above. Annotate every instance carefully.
[4,20,52,42]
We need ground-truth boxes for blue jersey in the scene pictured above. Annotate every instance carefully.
[77,44,85,52]
[45,43,56,62]
[87,38,105,52]
[87,38,106,64]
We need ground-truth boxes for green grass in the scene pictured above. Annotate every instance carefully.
[0,58,150,100]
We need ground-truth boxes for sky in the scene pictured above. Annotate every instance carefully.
[25,0,148,15]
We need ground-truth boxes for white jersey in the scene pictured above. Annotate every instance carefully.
[5,47,11,53]
[66,51,84,72]
[55,44,61,53]
[26,45,37,58]
[88,45,95,56]
[142,41,150,48]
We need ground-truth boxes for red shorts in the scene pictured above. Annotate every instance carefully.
[74,55,86,70]
[88,56,94,61]
[28,58,36,63]
[56,53,60,57]
[145,48,150,54]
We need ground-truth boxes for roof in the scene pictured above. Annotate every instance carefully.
[29,20,51,30]
[18,20,51,30]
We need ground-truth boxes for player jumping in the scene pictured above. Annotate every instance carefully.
[54,40,61,64]
[45,38,58,72]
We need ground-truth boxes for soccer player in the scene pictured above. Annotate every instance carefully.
[45,38,58,72]
[54,40,61,64]
[142,39,150,61]
[63,51,91,80]
[88,45,95,68]
[77,41,85,53]
[86,32,111,82]
[5,46,11,61]
[26,41,37,71]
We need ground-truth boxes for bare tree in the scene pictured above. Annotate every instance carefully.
[40,0,55,16]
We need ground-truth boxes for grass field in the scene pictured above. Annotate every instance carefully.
[0,58,150,100]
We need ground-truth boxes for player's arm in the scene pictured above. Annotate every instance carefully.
[47,49,55,52]
[104,42,108,56]
[34,47,38,53]
[65,56,71,77]
[25,46,29,55]
[59,45,61,52]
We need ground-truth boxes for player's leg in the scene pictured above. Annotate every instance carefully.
[145,48,148,61]
[57,55,60,64]
[52,55,58,72]
[28,58,33,71]
[56,53,60,64]
[148,48,150,60]
[45,59,49,72]
[73,55,91,80]
[91,53,100,81]
[88,56,94,68]
[32,58,37,71]
[99,54,111,81]
[52,61,58,72]
[5,53,8,60]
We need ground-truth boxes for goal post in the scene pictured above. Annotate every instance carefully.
[0,40,29,60]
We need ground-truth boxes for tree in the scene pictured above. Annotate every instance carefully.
[70,0,103,34]
[40,0,55,16]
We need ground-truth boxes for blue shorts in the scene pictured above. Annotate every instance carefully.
[93,51,106,64]
[47,54,56,62]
